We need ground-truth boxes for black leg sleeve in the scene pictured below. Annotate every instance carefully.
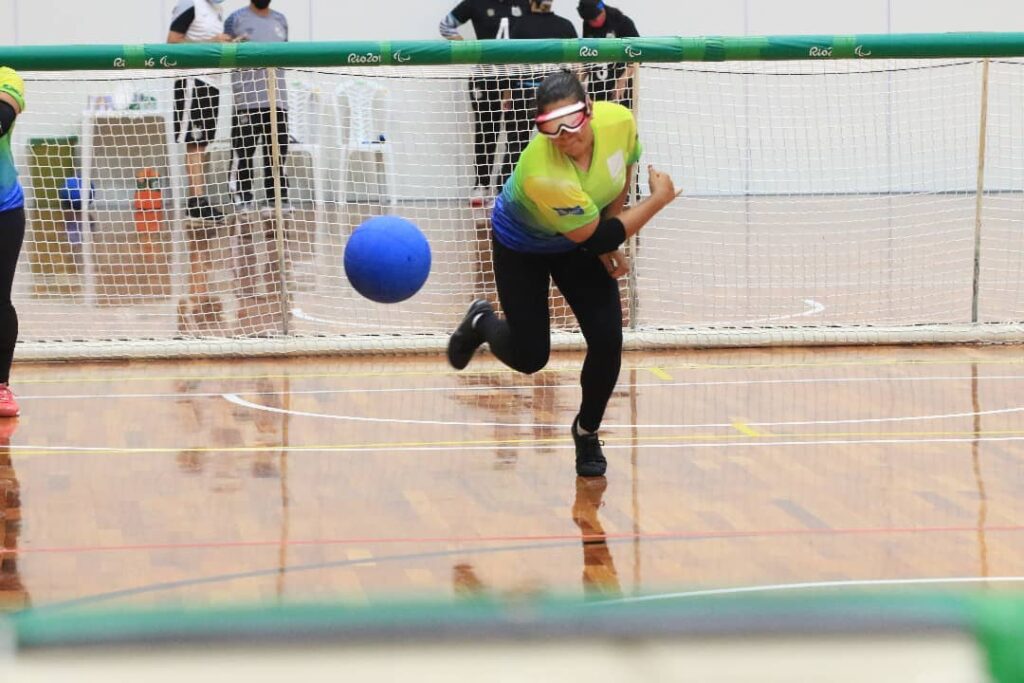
[261,109,290,201]
[0,208,25,384]
[231,110,259,201]
[470,77,502,190]
[500,85,534,188]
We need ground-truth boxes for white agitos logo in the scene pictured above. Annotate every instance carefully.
[625,46,642,58]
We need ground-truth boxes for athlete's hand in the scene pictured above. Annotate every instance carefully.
[648,165,678,205]
[599,248,630,279]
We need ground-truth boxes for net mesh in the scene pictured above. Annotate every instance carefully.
[12,60,1024,359]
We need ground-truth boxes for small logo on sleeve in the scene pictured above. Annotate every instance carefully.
[553,206,585,216]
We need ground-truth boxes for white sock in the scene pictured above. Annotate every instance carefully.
[576,423,594,436]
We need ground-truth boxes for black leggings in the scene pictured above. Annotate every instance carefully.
[500,82,538,188]
[469,76,508,190]
[477,236,623,432]
[231,108,290,203]
[0,207,24,384]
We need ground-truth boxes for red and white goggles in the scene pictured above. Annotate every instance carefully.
[535,102,591,138]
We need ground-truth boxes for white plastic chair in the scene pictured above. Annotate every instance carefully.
[285,79,326,226]
[333,78,395,206]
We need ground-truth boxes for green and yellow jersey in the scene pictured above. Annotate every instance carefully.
[0,67,25,213]
[491,100,642,253]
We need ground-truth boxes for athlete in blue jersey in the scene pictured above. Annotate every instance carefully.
[0,67,24,417]
[447,70,678,477]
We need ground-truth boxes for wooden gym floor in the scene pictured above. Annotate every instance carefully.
[2,344,1023,615]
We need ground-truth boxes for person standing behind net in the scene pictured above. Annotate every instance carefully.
[168,0,232,222]
[502,0,578,187]
[0,68,25,417]
[447,70,678,477]
[439,0,529,207]
[224,0,290,215]
[577,0,639,109]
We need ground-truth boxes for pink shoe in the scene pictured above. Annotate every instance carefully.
[0,384,20,418]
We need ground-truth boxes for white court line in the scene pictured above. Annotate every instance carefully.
[772,298,826,320]
[747,298,826,324]
[222,393,1024,430]
[14,435,1024,455]
[591,576,1024,606]
[290,308,411,331]
[291,307,344,327]
[16,374,1024,402]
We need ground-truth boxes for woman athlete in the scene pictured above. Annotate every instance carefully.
[0,67,25,419]
[447,69,678,477]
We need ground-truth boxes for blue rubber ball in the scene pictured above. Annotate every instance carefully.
[344,216,431,304]
[57,176,87,208]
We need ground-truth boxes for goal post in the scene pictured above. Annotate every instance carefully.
[8,34,1024,360]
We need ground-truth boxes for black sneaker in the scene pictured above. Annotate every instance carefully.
[232,192,257,215]
[187,196,224,222]
[447,300,492,370]
[259,199,294,218]
[572,415,607,477]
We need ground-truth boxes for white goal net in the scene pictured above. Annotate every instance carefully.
[12,58,1024,359]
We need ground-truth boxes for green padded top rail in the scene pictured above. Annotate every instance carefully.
[2,33,1024,70]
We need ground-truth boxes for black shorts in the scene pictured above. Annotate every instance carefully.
[174,78,220,146]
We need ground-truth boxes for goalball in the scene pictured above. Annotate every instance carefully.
[343,215,432,304]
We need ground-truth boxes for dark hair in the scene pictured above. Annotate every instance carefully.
[535,70,587,118]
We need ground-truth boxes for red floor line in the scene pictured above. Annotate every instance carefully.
[3,523,1023,556]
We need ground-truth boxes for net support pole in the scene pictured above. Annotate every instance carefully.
[166,115,187,308]
[972,58,991,324]
[80,115,96,306]
[626,69,641,331]
[267,66,291,336]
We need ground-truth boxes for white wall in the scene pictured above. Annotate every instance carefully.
[1,0,1024,44]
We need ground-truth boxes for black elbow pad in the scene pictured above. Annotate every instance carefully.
[0,102,15,137]
[579,217,626,254]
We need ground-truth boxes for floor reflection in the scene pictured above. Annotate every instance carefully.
[572,476,621,601]
[452,476,621,602]
[0,419,27,611]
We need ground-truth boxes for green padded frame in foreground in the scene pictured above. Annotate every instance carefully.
[6,592,1024,682]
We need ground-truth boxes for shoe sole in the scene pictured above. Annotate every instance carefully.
[576,462,607,477]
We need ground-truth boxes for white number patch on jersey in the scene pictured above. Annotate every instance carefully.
[607,150,625,182]
[495,17,510,40]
